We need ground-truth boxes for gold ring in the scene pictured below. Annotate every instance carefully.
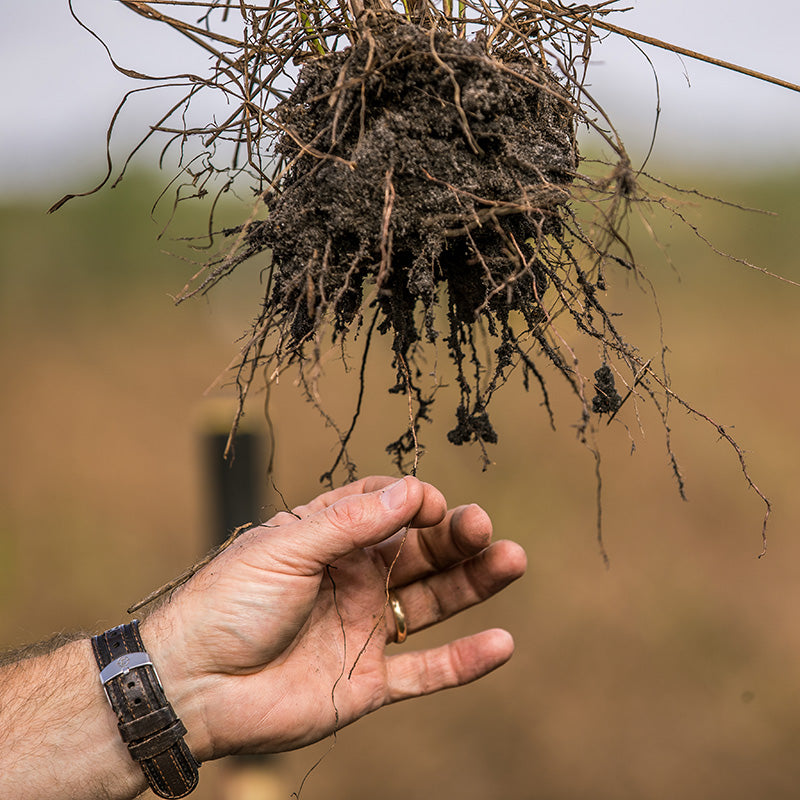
[388,590,407,644]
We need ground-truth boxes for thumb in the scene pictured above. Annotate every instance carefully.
[270,477,442,573]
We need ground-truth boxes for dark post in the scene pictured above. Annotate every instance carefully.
[203,429,266,545]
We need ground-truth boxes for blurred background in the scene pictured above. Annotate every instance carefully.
[2,2,800,799]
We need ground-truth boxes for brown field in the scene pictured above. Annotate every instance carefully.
[2,168,800,799]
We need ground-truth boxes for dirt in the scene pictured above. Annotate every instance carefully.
[592,365,622,415]
[242,19,579,469]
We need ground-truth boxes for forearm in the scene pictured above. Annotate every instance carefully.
[0,638,146,800]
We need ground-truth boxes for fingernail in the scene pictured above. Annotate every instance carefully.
[381,478,407,510]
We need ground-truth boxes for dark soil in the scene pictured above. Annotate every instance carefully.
[244,19,579,473]
[592,365,622,415]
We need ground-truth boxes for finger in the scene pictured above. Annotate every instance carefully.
[385,540,527,642]
[292,476,397,517]
[375,503,493,587]
[385,628,515,702]
[293,476,447,529]
[262,476,447,573]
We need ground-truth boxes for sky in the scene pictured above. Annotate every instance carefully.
[1,0,799,197]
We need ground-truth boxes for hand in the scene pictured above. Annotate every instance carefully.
[142,476,527,761]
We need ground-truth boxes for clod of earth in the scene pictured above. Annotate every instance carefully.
[241,19,583,473]
[592,365,622,415]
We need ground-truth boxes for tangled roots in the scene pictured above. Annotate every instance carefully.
[243,20,594,472]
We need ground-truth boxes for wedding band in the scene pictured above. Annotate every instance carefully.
[388,590,407,644]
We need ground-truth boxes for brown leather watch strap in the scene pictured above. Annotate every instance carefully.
[92,621,200,799]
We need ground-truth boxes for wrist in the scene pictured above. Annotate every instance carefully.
[75,638,150,800]
[92,621,201,797]
[138,615,215,763]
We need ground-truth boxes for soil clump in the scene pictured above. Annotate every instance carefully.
[244,19,579,468]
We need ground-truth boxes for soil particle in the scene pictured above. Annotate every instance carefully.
[592,365,623,415]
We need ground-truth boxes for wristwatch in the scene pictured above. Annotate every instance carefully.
[92,621,200,798]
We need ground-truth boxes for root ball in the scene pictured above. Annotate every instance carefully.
[246,20,581,469]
